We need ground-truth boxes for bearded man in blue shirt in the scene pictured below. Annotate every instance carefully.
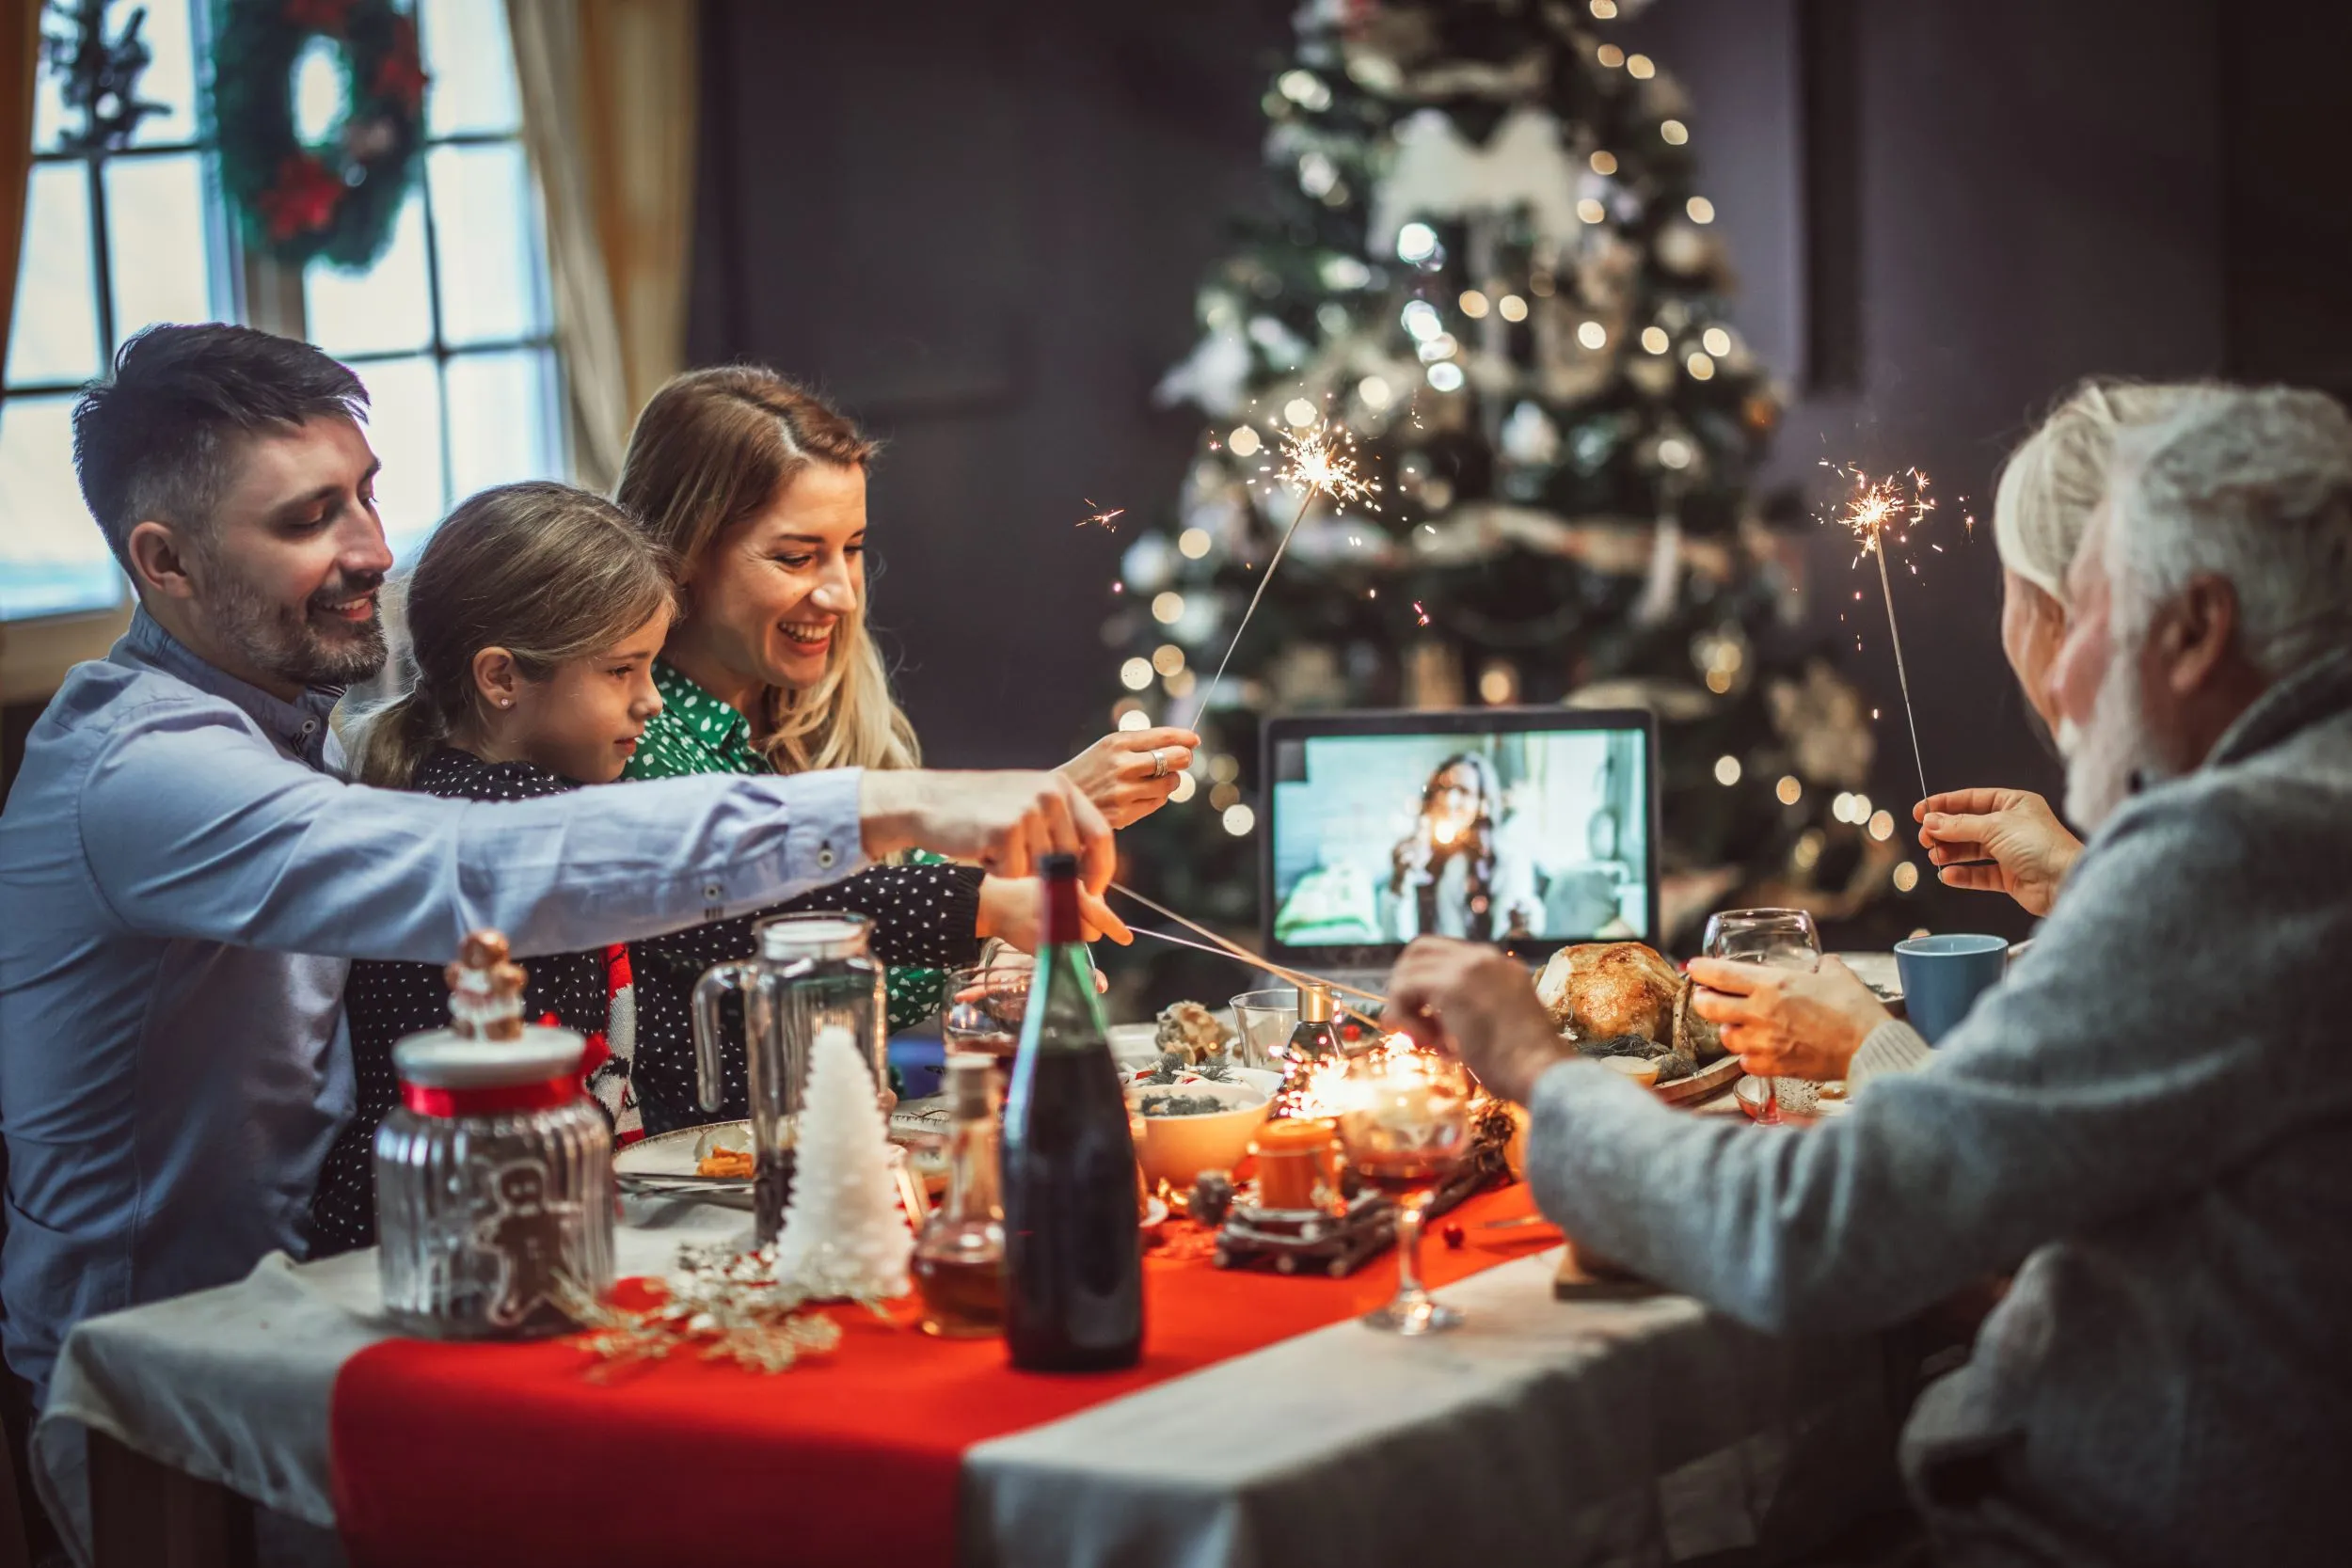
[0,324,1111,1403]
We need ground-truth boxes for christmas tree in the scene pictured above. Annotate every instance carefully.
[1105,0,1898,952]
[771,1026,914,1302]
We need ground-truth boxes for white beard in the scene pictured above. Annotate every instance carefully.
[2058,640,2169,831]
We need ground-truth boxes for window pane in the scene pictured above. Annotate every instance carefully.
[31,1,202,151]
[428,143,548,347]
[127,0,200,148]
[31,50,66,153]
[421,0,522,136]
[358,356,447,560]
[305,187,433,357]
[293,37,344,143]
[0,394,119,620]
[7,164,100,386]
[446,347,562,500]
[106,152,215,338]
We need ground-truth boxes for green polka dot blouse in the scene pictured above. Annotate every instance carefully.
[624,659,976,1034]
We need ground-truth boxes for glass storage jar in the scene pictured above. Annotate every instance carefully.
[375,1024,615,1339]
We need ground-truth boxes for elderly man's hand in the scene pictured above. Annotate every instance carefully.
[1915,787,2083,917]
[1686,956,1891,1081]
[1385,937,1570,1103]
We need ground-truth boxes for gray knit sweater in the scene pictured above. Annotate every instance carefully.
[1526,646,2352,1567]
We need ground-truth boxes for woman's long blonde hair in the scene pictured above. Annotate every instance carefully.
[346,483,677,787]
[614,367,919,774]
[1994,379,2217,606]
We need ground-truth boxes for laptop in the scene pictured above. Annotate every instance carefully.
[1260,707,1661,993]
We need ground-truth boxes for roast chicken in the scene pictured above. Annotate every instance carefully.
[1534,942,1725,1079]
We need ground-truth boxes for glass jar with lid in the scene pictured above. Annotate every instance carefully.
[374,932,615,1338]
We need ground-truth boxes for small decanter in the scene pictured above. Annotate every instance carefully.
[1269,982,1347,1120]
[912,1053,1005,1338]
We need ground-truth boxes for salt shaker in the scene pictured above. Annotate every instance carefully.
[374,931,615,1339]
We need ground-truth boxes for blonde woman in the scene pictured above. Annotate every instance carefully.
[614,367,1193,1039]
[1698,380,2215,1085]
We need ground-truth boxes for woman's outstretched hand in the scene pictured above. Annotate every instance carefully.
[1914,788,2083,918]
[1061,727,1200,829]
[976,874,1132,952]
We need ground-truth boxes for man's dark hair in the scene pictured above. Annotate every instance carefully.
[72,324,370,570]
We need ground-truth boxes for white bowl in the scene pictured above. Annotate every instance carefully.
[1124,1079,1269,1193]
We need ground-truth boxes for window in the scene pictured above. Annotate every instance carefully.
[0,0,230,621]
[301,0,563,559]
[0,0,565,624]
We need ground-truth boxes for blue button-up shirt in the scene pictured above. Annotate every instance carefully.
[0,611,866,1396]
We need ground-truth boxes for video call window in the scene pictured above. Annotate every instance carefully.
[1269,727,1651,952]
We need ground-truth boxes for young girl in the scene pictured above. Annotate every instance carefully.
[612,368,1173,1063]
[310,482,999,1252]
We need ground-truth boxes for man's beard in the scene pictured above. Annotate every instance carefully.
[196,551,388,691]
[2058,636,2169,832]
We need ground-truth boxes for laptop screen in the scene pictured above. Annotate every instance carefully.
[1262,708,1659,968]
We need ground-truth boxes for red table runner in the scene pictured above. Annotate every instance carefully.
[330,1183,1540,1567]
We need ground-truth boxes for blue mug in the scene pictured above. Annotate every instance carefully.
[1893,934,2010,1044]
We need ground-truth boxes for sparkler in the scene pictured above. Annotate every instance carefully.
[1111,880,1390,1030]
[1822,463,1932,802]
[1195,420,1379,715]
[1077,498,1126,530]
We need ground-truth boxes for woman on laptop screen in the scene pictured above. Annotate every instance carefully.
[1388,752,1540,942]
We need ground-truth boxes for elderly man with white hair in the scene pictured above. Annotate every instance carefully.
[1388,385,2352,1566]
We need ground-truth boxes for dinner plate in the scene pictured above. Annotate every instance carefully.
[1107,1022,1165,1066]
[1834,951,1902,1002]
[1112,1009,1253,1069]
[615,1121,752,1185]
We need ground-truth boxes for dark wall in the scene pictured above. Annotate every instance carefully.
[689,0,1289,770]
[689,0,2346,937]
[1625,0,2230,870]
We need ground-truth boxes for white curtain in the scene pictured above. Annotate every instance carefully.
[505,0,700,492]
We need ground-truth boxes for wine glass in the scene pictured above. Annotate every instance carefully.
[1330,1047,1476,1335]
[942,964,1033,1062]
[1699,908,1821,1124]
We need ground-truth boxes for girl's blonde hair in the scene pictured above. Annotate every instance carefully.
[1993,379,2217,605]
[614,366,919,774]
[346,482,678,788]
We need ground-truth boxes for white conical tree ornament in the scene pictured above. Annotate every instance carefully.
[771,1025,914,1301]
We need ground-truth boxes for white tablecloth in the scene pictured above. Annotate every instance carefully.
[40,1200,1897,1567]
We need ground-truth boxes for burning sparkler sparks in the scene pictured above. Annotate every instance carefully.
[1280,1033,1434,1120]
[1820,462,1932,803]
[1195,415,1381,716]
[1272,421,1377,508]
[1077,498,1126,530]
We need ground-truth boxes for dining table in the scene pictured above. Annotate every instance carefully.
[35,1074,1915,1568]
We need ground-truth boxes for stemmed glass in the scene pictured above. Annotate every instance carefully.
[1330,1046,1476,1335]
[942,964,1033,1063]
[1700,908,1821,1124]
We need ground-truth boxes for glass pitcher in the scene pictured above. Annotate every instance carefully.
[693,912,886,1242]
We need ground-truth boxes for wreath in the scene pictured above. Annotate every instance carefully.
[211,0,429,270]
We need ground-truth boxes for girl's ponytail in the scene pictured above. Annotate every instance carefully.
[344,689,448,789]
